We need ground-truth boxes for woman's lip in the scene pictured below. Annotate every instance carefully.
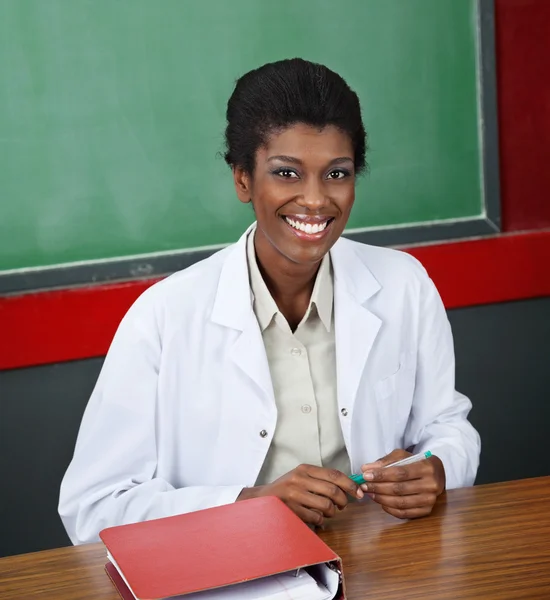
[281,215,334,240]
[280,214,335,223]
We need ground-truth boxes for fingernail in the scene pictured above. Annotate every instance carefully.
[360,484,369,492]
[367,493,375,500]
[364,472,374,480]
[356,488,364,499]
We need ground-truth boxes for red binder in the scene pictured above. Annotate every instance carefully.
[100,495,345,599]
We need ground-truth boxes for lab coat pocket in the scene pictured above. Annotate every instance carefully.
[374,354,415,452]
[374,366,400,401]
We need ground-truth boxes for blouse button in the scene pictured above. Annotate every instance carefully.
[341,408,348,417]
[259,430,268,438]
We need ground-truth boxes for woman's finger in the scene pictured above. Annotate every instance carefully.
[382,504,435,520]
[361,458,434,485]
[361,477,438,496]
[370,492,437,511]
[305,465,364,500]
[304,477,350,509]
[361,449,410,471]
[288,488,338,518]
[288,502,325,527]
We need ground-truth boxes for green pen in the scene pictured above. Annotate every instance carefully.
[349,451,433,485]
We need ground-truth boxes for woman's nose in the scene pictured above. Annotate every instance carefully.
[296,180,328,211]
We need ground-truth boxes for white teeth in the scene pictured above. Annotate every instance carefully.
[284,217,329,234]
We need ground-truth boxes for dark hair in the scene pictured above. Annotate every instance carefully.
[224,58,367,175]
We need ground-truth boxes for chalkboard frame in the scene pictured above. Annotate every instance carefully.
[0,0,500,295]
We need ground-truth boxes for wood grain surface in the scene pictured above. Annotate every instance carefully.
[1,477,549,599]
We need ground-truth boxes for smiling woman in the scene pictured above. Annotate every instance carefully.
[58,58,480,544]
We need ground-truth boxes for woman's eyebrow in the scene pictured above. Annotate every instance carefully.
[329,157,354,165]
[267,155,353,165]
[267,155,302,164]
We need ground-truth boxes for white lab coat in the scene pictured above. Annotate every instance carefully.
[59,226,480,545]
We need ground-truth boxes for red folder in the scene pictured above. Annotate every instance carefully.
[100,495,345,599]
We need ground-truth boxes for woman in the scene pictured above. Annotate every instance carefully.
[59,59,480,544]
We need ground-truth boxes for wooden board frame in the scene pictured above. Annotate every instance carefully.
[0,0,500,295]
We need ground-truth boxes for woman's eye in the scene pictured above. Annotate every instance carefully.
[327,169,348,180]
[275,169,298,179]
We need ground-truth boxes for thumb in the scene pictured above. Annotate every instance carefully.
[360,457,385,472]
[362,449,410,472]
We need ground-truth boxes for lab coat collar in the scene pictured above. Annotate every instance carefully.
[211,223,257,331]
[330,235,382,304]
[246,225,334,333]
[211,223,382,331]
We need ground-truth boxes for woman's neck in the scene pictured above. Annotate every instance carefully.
[254,233,321,331]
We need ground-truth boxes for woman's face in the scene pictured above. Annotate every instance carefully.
[234,123,356,266]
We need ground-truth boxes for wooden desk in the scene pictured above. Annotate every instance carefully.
[1,477,549,599]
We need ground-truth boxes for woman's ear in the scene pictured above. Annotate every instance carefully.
[233,166,252,204]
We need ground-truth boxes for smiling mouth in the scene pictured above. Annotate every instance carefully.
[282,216,335,235]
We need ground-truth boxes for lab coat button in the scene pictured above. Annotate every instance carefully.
[259,429,268,438]
[341,408,348,416]
[301,404,312,414]
[290,347,302,357]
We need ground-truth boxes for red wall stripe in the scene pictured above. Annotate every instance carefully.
[1,230,549,371]
[495,0,550,231]
[0,279,158,371]
[406,230,550,308]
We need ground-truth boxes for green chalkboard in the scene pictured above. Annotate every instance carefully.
[0,0,483,272]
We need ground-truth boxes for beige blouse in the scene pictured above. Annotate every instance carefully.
[246,230,351,485]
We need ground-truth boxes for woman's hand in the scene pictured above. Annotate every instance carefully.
[360,449,446,519]
[237,464,364,526]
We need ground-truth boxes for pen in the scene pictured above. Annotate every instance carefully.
[349,451,432,486]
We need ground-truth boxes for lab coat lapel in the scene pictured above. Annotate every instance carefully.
[331,239,382,418]
[231,313,275,404]
[210,227,275,407]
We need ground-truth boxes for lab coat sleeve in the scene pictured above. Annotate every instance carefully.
[58,292,244,545]
[403,268,481,489]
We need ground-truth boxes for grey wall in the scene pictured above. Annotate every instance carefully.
[451,298,550,484]
[1,358,103,557]
[1,297,549,557]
